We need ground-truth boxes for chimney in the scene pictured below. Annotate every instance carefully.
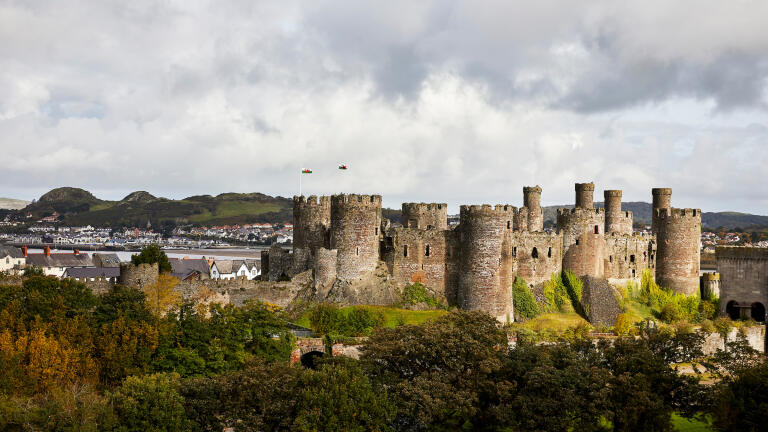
[44,246,51,257]
[73,249,80,255]
[21,245,28,257]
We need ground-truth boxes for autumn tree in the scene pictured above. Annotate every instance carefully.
[109,373,188,432]
[144,274,181,317]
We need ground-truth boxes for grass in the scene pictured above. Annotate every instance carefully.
[187,201,283,222]
[671,413,713,431]
[294,305,447,329]
[511,312,590,332]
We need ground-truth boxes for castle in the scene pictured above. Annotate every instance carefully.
[263,183,702,323]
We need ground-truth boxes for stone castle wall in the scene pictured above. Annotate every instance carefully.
[604,190,633,235]
[457,205,516,322]
[700,272,720,299]
[314,248,337,297]
[330,194,382,280]
[558,207,605,278]
[385,227,459,303]
[292,195,331,272]
[604,233,654,282]
[716,247,768,315]
[119,262,158,288]
[655,208,701,295]
[510,231,562,285]
[401,203,448,230]
[523,186,543,232]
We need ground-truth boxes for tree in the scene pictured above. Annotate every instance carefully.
[710,359,768,432]
[109,373,188,432]
[361,310,508,429]
[144,274,181,317]
[131,244,172,274]
[92,285,154,326]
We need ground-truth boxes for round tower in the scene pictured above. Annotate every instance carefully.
[575,182,595,209]
[523,185,543,232]
[655,208,701,295]
[557,207,605,278]
[604,190,633,234]
[293,195,331,272]
[652,188,672,233]
[401,203,448,230]
[700,272,720,300]
[313,248,338,298]
[330,194,382,280]
[457,204,516,323]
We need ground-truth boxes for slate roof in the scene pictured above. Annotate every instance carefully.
[26,252,93,268]
[0,246,24,259]
[170,258,210,280]
[64,267,121,279]
[213,259,234,274]
[92,253,121,267]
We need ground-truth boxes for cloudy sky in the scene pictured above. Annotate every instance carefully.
[1,1,767,213]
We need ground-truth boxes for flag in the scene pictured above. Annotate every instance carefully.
[338,164,348,170]
[301,168,312,174]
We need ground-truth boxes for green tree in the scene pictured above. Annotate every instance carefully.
[93,286,154,326]
[109,373,188,432]
[131,244,172,274]
[512,276,538,319]
[710,358,768,431]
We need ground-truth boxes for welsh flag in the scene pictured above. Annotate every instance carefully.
[338,164,348,170]
[301,168,312,174]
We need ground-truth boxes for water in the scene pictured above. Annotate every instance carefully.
[27,247,268,262]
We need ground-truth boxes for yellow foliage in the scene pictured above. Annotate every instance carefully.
[614,313,631,336]
[144,274,181,316]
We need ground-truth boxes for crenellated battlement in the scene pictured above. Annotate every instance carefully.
[716,246,768,260]
[403,202,446,211]
[557,207,605,217]
[331,193,382,206]
[654,208,701,219]
[294,195,331,207]
[460,204,517,217]
[604,190,622,197]
[652,188,673,196]
[523,185,542,194]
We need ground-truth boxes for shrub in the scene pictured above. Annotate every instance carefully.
[714,317,733,339]
[512,277,538,319]
[344,307,385,336]
[635,269,701,323]
[308,303,344,335]
[614,313,631,336]
[308,304,384,337]
[109,373,188,432]
[401,282,442,308]
[543,273,570,312]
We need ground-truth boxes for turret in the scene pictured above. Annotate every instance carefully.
[604,189,632,234]
[401,203,448,230]
[652,188,672,233]
[293,195,331,272]
[523,185,543,232]
[457,204,516,323]
[654,208,701,295]
[575,182,595,209]
[330,194,382,280]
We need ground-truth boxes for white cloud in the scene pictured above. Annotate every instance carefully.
[0,0,766,214]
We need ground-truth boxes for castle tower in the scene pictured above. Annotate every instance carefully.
[457,204,516,323]
[558,182,605,278]
[575,182,595,209]
[652,188,672,233]
[523,185,543,232]
[654,208,701,295]
[330,194,382,280]
[604,190,633,234]
[293,195,331,272]
[401,203,448,230]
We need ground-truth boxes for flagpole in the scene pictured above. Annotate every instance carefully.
[299,168,302,197]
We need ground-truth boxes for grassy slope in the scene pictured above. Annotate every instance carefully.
[671,413,713,432]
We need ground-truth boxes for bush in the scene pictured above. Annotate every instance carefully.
[543,273,570,312]
[308,304,384,337]
[401,282,442,308]
[636,269,701,323]
[109,373,188,432]
[513,277,538,319]
[131,244,172,274]
[614,313,631,336]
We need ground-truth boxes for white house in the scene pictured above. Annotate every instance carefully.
[210,259,260,280]
[0,246,25,274]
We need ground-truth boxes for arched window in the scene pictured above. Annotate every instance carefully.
[532,247,538,259]
[507,221,511,229]
[726,301,740,320]
[630,255,635,263]
[751,302,766,322]
[513,247,517,257]
[547,247,552,258]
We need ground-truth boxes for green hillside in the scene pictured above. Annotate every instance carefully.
[21,187,292,227]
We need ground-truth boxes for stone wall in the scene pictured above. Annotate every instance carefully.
[292,195,330,272]
[457,204,516,323]
[510,231,562,285]
[176,277,304,308]
[401,203,448,230]
[119,262,158,288]
[604,233,654,282]
[700,325,766,355]
[558,207,605,278]
[716,247,768,317]
[313,247,337,297]
[385,227,459,303]
[655,208,701,295]
[700,272,720,299]
[651,188,672,233]
[581,276,622,326]
[330,194,382,280]
[262,244,293,281]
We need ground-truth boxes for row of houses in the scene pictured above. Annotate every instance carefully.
[0,245,261,282]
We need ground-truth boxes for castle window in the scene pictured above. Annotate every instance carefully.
[624,256,627,262]
[532,247,538,259]
[547,247,552,258]
[630,255,635,263]
[575,239,579,245]
[404,245,408,257]
[594,225,599,234]
[425,245,431,257]
[609,255,613,263]
[375,227,378,236]
[507,221,511,229]
[513,247,517,257]
[356,247,359,256]
[632,269,636,278]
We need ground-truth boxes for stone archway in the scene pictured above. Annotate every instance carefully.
[300,350,325,369]
[750,302,766,322]
[726,300,740,320]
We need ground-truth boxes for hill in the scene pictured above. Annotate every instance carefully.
[543,202,768,230]
[20,187,293,227]
[0,197,30,210]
